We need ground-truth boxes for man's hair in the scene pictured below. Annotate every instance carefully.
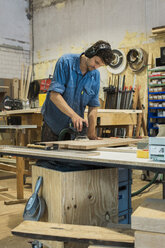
[85,40,114,65]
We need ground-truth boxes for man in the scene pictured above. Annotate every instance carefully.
[41,40,113,142]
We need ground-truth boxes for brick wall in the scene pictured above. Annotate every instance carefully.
[0,46,30,79]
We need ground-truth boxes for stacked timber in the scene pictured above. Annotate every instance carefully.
[152,26,165,35]
[131,198,165,248]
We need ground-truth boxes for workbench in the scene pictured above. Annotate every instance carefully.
[0,108,142,140]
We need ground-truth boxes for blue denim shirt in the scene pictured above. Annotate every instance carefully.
[41,53,100,135]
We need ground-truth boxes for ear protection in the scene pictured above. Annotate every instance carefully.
[84,43,111,58]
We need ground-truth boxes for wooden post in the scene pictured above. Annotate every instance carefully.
[126,125,133,137]
[16,156,25,200]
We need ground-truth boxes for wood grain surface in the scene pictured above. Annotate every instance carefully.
[135,231,165,248]
[132,198,165,233]
[39,138,140,150]
[32,166,118,248]
[12,221,134,246]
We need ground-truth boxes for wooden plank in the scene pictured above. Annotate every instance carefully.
[135,113,142,137]
[27,144,100,156]
[12,221,134,247]
[4,199,27,205]
[23,65,28,101]
[0,162,16,173]
[32,166,118,248]
[0,162,30,176]
[39,138,140,150]
[96,113,137,126]
[13,78,19,99]
[135,231,165,248]
[89,246,126,248]
[20,64,24,100]
[0,186,8,192]
[132,198,165,233]
[24,65,32,100]
[152,26,165,34]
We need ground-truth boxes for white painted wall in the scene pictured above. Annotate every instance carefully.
[0,0,30,79]
[33,0,165,66]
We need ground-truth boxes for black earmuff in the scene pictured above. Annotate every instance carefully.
[84,43,111,58]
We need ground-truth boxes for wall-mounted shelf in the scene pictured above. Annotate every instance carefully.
[148,67,165,136]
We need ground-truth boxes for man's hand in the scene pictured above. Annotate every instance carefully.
[88,134,102,140]
[71,114,88,132]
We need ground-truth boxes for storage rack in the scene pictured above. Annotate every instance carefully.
[148,67,165,136]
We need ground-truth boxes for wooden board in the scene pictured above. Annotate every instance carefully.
[95,113,137,126]
[12,221,134,247]
[135,231,165,248]
[0,186,8,192]
[132,198,165,233]
[89,246,126,248]
[39,138,140,151]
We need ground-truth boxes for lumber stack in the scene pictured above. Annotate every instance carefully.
[20,64,32,102]
[131,198,165,248]
[152,25,165,35]
[151,26,165,38]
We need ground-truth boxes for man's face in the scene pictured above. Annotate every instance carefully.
[86,56,105,71]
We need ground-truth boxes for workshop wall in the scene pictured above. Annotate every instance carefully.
[32,0,165,108]
[0,0,30,79]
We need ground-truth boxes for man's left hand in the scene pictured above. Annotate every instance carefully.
[88,135,102,140]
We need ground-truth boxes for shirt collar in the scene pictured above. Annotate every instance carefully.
[72,53,96,76]
[72,54,82,74]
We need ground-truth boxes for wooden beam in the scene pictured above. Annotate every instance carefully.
[12,221,134,247]
[39,138,140,151]
[0,186,8,192]
[132,198,165,234]
[0,163,16,173]
[135,231,165,248]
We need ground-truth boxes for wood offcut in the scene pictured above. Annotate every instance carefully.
[12,221,134,247]
[39,138,140,150]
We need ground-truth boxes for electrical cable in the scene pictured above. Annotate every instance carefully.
[131,172,159,197]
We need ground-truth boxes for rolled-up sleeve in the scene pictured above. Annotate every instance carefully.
[48,57,66,94]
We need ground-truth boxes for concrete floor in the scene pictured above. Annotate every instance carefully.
[0,169,162,248]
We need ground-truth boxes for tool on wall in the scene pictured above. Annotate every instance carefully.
[3,96,23,110]
[28,80,40,108]
[103,75,116,109]
[107,49,127,74]
[127,48,147,72]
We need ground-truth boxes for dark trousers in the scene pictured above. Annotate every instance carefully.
[41,121,58,142]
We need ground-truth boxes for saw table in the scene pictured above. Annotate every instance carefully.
[0,144,165,203]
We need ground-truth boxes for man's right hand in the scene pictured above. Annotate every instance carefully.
[71,114,88,132]
[50,92,88,132]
